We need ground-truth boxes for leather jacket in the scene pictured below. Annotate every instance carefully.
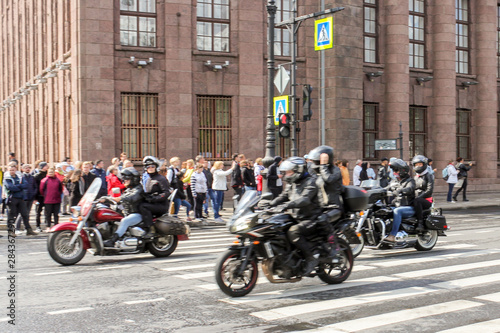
[270,174,322,220]
[144,173,169,203]
[388,176,415,206]
[121,185,144,215]
[414,172,434,199]
[315,164,343,209]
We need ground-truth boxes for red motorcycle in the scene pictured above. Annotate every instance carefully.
[47,179,189,265]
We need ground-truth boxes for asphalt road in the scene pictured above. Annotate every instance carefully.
[1,207,500,333]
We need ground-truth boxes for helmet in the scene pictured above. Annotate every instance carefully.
[308,145,334,166]
[390,159,410,179]
[280,157,307,183]
[121,167,141,187]
[143,155,160,172]
[412,155,428,174]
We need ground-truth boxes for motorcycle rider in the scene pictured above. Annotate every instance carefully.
[412,155,434,233]
[103,168,145,247]
[268,157,322,275]
[139,156,169,237]
[384,159,416,243]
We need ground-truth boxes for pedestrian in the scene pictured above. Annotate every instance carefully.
[254,158,265,195]
[15,164,38,235]
[31,160,43,175]
[191,163,208,221]
[359,162,370,182]
[3,164,35,237]
[81,161,97,192]
[55,163,70,215]
[202,160,216,217]
[8,152,19,166]
[231,153,244,199]
[123,159,134,168]
[118,152,128,170]
[427,158,437,178]
[453,157,473,202]
[353,159,363,186]
[445,160,459,203]
[268,156,283,198]
[64,157,75,171]
[91,160,108,198]
[367,162,376,180]
[106,166,126,196]
[73,160,83,170]
[338,159,350,186]
[212,161,236,223]
[40,167,63,230]
[34,162,49,232]
[108,158,121,177]
[173,168,193,221]
[241,160,256,191]
[68,169,85,206]
[378,158,391,188]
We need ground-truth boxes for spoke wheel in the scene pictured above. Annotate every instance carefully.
[215,249,258,297]
[415,229,438,251]
[317,239,353,284]
[147,235,178,257]
[47,230,86,265]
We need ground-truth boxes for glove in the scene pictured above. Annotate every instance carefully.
[269,204,287,214]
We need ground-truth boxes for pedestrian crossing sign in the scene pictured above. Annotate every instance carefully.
[273,95,289,126]
[315,17,333,51]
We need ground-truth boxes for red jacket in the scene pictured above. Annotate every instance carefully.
[106,173,126,196]
[40,176,63,204]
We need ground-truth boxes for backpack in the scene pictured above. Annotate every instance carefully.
[442,167,449,181]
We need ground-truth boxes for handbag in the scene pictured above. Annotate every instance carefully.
[454,179,464,189]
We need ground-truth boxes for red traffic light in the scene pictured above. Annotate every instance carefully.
[280,113,289,124]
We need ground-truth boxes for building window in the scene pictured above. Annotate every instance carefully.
[197,0,230,52]
[409,106,426,157]
[274,0,293,57]
[364,0,377,63]
[198,96,232,160]
[456,0,469,74]
[409,0,425,69]
[121,93,158,160]
[457,109,471,160]
[120,0,156,47]
[363,103,378,159]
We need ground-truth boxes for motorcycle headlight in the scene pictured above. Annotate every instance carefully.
[230,214,257,233]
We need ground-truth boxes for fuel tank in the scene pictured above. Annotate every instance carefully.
[93,207,123,223]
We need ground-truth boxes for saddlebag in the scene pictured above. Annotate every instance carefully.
[155,216,188,235]
[425,215,447,230]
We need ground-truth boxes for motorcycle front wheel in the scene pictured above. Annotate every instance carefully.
[350,234,365,258]
[414,229,438,251]
[147,235,178,257]
[47,230,86,265]
[215,249,258,297]
[317,238,353,284]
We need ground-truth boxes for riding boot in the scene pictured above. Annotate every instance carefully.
[142,226,155,239]
[104,233,119,247]
[293,236,319,276]
[415,220,425,233]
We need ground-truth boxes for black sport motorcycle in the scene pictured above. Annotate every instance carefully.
[215,190,355,297]
[349,180,448,257]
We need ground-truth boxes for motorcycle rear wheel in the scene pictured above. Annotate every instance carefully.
[317,239,353,284]
[215,249,258,297]
[414,230,438,251]
[47,230,86,265]
[147,235,178,257]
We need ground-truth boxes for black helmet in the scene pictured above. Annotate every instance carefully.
[121,167,141,187]
[143,155,160,172]
[412,155,428,174]
[280,157,307,183]
[308,145,334,166]
[390,159,410,179]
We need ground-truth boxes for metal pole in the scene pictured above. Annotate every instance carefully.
[262,0,277,193]
[320,0,326,145]
[290,0,298,156]
[399,121,403,159]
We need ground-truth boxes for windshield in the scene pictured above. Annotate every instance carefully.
[360,179,380,189]
[235,190,259,213]
[78,178,102,217]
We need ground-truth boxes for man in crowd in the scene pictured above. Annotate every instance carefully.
[353,159,363,186]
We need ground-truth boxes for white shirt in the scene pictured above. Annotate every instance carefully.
[446,164,459,184]
[212,168,234,191]
[276,166,282,187]
[353,164,362,186]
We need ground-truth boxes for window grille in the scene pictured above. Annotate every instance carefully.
[198,96,232,160]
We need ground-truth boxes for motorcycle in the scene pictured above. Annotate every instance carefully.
[349,180,448,257]
[47,179,190,265]
[215,190,355,297]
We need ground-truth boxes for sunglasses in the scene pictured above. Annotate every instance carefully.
[146,165,156,169]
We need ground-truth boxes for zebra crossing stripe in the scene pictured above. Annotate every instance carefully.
[301,300,482,332]
[176,242,233,250]
[173,248,227,255]
[437,318,500,333]
[430,272,500,289]
[475,291,500,303]
[185,236,235,244]
[393,258,500,279]
[174,271,213,279]
[162,263,215,272]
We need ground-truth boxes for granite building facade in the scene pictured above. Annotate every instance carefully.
[0,0,499,189]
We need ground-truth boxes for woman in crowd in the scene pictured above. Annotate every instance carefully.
[212,161,236,223]
[446,160,459,203]
[40,167,63,231]
[183,159,195,207]
[106,166,126,196]
[241,160,256,191]
[68,170,84,206]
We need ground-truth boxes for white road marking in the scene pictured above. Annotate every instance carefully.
[199,277,269,290]
[393,259,500,279]
[123,297,166,305]
[146,255,218,264]
[304,300,482,332]
[35,270,72,276]
[475,292,500,303]
[174,271,214,279]
[189,233,233,240]
[177,242,231,250]
[28,252,48,255]
[162,263,215,272]
[446,233,463,236]
[0,317,10,322]
[475,230,494,234]
[430,272,500,290]
[437,318,500,333]
[185,236,235,244]
[353,265,376,271]
[47,307,93,315]
[174,248,227,255]
[96,264,134,270]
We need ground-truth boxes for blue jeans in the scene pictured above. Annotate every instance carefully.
[115,213,142,237]
[203,189,216,214]
[391,206,415,236]
[447,183,455,202]
[213,190,225,219]
[244,186,256,192]
[173,198,192,217]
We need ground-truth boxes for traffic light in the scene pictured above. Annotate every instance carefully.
[302,84,313,121]
[279,113,291,138]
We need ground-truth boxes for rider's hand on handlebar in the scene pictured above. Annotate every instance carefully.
[268,204,287,214]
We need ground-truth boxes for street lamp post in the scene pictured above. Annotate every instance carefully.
[262,0,277,193]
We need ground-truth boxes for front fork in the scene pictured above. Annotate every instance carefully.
[69,221,86,246]
[236,243,254,276]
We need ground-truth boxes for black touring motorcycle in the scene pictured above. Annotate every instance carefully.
[215,188,368,297]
